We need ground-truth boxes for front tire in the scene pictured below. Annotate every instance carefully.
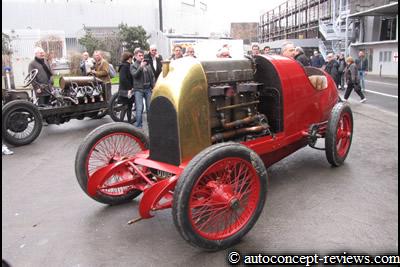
[172,143,268,251]
[75,122,149,205]
[325,102,353,166]
[2,100,43,146]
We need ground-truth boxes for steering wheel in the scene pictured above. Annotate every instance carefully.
[23,69,39,87]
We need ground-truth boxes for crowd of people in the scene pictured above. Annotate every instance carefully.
[3,42,369,156]
[280,42,367,103]
[78,44,199,128]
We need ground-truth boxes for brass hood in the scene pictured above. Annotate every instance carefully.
[149,57,211,165]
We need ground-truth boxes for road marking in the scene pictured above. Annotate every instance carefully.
[365,89,398,99]
[366,80,398,86]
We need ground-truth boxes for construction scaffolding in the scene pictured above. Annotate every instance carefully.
[259,0,393,56]
[260,0,329,42]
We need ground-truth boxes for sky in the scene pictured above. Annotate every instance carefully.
[206,0,287,32]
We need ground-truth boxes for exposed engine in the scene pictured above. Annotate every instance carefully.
[52,76,105,107]
[209,82,270,143]
[202,60,271,143]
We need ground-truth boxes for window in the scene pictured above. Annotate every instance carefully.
[380,17,397,41]
[379,51,393,62]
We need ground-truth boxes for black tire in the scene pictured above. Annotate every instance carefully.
[108,93,136,123]
[325,102,353,167]
[172,142,268,251]
[2,100,42,146]
[75,122,149,205]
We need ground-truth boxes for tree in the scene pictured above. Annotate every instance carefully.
[78,30,103,56]
[118,23,150,53]
[2,33,12,55]
[101,34,122,66]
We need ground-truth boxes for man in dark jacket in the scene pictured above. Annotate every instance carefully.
[145,44,163,81]
[324,53,339,87]
[118,52,134,123]
[337,53,347,90]
[130,49,155,128]
[311,50,325,68]
[28,47,53,105]
[294,46,311,66]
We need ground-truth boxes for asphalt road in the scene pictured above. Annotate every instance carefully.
[2,98,398,266]
[339,77,398,114]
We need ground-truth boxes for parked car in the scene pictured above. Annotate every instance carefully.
[75,55,353,250]
[2,69,111,146]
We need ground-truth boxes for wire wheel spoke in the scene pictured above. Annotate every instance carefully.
[189,157,260,240]
[87,133,145,196]
[6,110,36,139]
[336,113,352,157]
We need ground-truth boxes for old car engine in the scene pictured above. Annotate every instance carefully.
[208,82,269,142]
[59,77,104,106]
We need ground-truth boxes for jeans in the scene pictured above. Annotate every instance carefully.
[358,70,366,90]
[134,88,152,128]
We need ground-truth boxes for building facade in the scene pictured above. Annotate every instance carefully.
[348,2,398,76]
[258,0,398,77]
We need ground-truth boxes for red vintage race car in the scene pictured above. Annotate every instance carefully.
[75,55,353,251]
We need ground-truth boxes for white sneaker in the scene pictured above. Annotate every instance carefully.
[2,144,14,155]
[360,98,367,103]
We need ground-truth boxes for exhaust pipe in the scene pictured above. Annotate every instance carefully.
[211,124,268,143]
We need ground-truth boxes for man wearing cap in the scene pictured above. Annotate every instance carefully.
[28,47,53,105]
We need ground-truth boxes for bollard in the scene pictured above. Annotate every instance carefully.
[4,66,12,90]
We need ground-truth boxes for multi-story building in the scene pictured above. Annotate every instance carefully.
[258,0,398,77]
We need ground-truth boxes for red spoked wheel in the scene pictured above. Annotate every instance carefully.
[173,143,267,251]
[75,122,149,204]
[325,102,353,167]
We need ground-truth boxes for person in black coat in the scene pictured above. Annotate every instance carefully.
[145,44,163,81]
[28,47,53,105]
[324,53,340,87]
[311,50,325,68]
[294,46,311,66]
[118,52,134,123]
[337,53,347,90]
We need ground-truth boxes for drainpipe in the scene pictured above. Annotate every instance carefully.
[159,0,163,32]
[345,0,349,57]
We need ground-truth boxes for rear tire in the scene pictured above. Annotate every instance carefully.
[172,143,268,251]
[108,93,136,123]
[2,100,42,146]
[325,102,353,166]
[75,122,149,205]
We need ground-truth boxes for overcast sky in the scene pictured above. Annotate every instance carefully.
[206,0,287,32]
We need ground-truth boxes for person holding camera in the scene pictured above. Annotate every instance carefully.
[130,49,155,128]
[145,44,163,81]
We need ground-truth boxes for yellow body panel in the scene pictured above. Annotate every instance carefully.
[151,58,211,162]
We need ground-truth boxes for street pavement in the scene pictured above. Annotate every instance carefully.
[2,90,398,266]
[340,75,398,114]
